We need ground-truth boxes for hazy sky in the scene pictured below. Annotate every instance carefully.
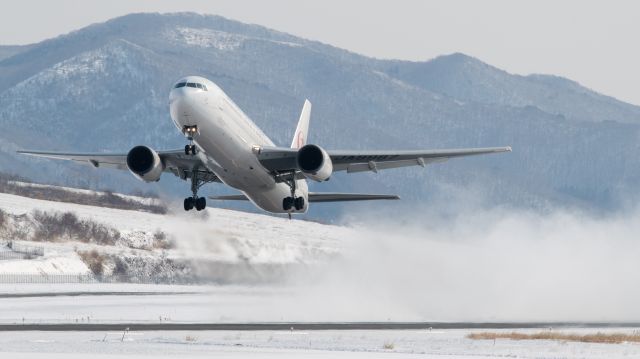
[1,0,638,105]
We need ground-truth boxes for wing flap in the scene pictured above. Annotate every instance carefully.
[343,157,448,173]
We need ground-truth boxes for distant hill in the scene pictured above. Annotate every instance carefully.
[0,45,31,61]
[1,12,638,217]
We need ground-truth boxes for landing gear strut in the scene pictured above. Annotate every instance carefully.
[184,169,207,212]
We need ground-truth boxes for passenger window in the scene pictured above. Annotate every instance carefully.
[174,82,186,88]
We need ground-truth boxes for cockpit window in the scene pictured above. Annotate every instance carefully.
[177,82,207,91]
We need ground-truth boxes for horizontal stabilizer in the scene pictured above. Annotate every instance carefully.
[307,192,399,202]
[209,194,250,201]
[210,193,400,203]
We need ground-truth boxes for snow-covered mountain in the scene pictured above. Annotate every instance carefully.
[1,12,639,216]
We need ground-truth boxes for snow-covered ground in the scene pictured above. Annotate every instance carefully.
[0,191,351,279]
[2,189,639,357]
[0,328,639,358]
[6,181,162,207]
[0,282,638,358]
[0,283,288,324]
[0,254,90,275]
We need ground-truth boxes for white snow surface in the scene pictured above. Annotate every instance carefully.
[7,181,162,206]
[172,27,245,50]
[0,328,638,358]
[169,27,302,50]
[0,253,89,275]
[0,191,350,275]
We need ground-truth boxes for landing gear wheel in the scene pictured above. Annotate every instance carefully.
[294,197,305,211]
[184,145,197,155]
[183,197,195,211]
[282,197,294,211]
[195,197,206,211]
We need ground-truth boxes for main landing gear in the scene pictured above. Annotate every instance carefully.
[282,196,305,211]
[281,174,305,213]
[184,196,206,211]
[184,169,207,211]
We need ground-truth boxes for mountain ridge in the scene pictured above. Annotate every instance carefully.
[1,12,638,217]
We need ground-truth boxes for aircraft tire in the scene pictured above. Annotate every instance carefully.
[184,197,195,211]
[195,197,206,211]
[294,197,305,211]
[282,197,294,211]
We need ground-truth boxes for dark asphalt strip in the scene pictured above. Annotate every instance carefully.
[0,322,638,331]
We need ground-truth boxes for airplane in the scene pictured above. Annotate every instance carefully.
[19,76,511,216]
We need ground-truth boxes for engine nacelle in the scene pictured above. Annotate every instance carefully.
[126,146,164,182]
[296,144,332,182]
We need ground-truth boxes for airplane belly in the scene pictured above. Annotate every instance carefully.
[243,180,309,214]
[185,98,275,190]
[244,184,294,213]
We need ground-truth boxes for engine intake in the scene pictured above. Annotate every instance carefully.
[296,144,332,182]
[126,146,164,182]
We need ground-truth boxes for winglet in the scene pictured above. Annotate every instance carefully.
[290,99,311,149]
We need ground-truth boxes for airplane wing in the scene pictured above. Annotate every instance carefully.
[210,192,400,202]
[257,146,512,174]
[17,149,220,182]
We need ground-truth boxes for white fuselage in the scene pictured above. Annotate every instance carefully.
[169,76,308,213]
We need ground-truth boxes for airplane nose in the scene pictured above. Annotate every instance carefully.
[169,88,193,125]
[172,87,196,107]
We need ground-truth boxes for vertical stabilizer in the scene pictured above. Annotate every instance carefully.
[291,99,312,149]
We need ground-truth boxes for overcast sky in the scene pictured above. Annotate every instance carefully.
[1,0,638,105]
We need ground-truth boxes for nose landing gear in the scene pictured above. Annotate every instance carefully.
[182,125,198,155]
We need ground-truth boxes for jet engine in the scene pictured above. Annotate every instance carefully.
[296,144,332,182]
[126,146,164,182]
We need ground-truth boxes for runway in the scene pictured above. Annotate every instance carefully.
[1,322,639,331]
[1,285,638,358]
